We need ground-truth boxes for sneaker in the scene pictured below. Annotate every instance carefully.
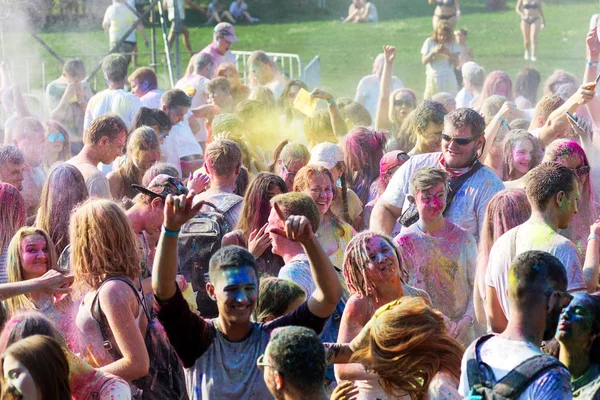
[251,17,260,23]
[524,50,529,60]
[531,55,537,62]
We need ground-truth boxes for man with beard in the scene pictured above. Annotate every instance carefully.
[485,162,588,333]
[458,251,573,398]
[370,107,504,241]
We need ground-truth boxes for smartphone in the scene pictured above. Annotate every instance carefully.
[566,111,584,131]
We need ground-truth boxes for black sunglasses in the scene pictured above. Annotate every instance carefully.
[393,99,415,108]
[442,133,479,146]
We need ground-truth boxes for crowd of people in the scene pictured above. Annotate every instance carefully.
[1,0,600,398]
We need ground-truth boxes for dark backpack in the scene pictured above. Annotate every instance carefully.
[91,277,187,400]
[177,197,243,317]
[465,334,566,400]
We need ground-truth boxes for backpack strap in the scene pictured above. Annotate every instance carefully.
[443,160,484,216]
[492,354,565,399]
[90,277,151,360]
[466,334,497,391]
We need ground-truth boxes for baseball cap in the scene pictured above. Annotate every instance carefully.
[380,151,410,175]
[214,23,239,43]
[309,142,344,170]
[132,174,188,200]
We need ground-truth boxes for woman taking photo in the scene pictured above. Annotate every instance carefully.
[72,200,149,383]
[421,22,460,99]
[222,172,288,277]
[335,231,431,399]
[516,0,545,61]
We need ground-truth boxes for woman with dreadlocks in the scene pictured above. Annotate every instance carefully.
[334,231,431,399]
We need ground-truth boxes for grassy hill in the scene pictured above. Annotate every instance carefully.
[8,0,600,99]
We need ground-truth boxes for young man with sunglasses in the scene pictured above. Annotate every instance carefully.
[459,251,573,399]
[486,162,592,335]
[152,190,342,399]
[371,107,504,241]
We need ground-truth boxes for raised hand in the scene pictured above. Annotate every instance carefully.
[269,202,315,246]
[248,223,271,258]
[383,45,396,64]
[587,27,600,59]
[163,191,204,232]
[187,170,210,193]
[310,88,334,102]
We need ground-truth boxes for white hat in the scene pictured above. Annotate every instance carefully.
[309,142,344,170]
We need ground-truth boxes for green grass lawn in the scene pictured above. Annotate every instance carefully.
[10,0,600,100]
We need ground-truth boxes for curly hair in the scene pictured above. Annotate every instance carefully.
[502,129,542,181]
[342,231,407,299]
[70,200,141,290]
[351,297,464,400]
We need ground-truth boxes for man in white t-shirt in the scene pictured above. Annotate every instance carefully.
[354,53,403,121]
[370,108,504,241]
[102,0,149,66]
[161,89,203,177]
[68,115,128,199]
[485,162,588,334]
[128,67,164,109]
[455,61,484,108]
[459,251,573,399]
[84,54,142,132]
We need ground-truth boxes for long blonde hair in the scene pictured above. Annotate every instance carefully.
[70,200,140,290]
[351,297,464,400]
[0,183,26,256]
[4,228,58,317]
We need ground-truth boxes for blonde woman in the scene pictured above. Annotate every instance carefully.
[3,227,76,350]
[72,200,149,383]
[107,126,161,201]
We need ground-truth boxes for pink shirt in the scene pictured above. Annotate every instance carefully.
[199,42,236,67]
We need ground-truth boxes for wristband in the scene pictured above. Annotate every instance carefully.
[588,233,599,241]
[326,98,336,105]
[162,225,180,237]
[497,115,509,127]
[588,61,598,67]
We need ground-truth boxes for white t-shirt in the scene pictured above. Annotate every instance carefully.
[167,0,186,21]
[455,87,474,109]
[229,1,247,18]
[173,113,204,158]
[176,75,209,141]
[103,2,137,45]
[421,38,460,77]
[485,222,587,320]
[160,133,182,177]
[354,74,404,121]
[84,89,142,131]
[458,336,572,400]
[266,80,286,101]
[364,2,378,22]
[140,89,164,110]
[382,153,505,241]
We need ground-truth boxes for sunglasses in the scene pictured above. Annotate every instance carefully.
[442,134,479,146]
[281,162,298,179]
[393,99,415,108]
[47,133,66,143]
[573,165,591,177]
[256,354,277,373]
